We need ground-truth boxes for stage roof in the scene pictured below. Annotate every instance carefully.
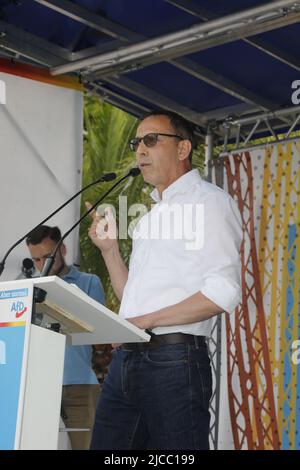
[1,0,300,142]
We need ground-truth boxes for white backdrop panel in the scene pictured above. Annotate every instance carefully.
[0,71,83,280]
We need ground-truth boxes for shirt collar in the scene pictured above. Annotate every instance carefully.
[150,169,202,203]
[62,265,79,281]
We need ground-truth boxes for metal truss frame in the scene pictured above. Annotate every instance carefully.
[218,105,300,155]
[1,0,300,133]
[50,0,300,79]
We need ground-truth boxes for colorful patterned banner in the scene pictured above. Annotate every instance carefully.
[210,139,300,450]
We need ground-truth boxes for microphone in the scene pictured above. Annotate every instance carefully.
[41,167,140,277]
[0,172,117,277]
[127,167,140,177]
[22,258,35,278]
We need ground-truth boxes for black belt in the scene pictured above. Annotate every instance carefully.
[121,332,206,351]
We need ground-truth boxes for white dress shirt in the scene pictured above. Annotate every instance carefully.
[119,169,242,337]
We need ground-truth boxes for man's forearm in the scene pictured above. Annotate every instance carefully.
[127,291,224,330]
[101,245,128,301]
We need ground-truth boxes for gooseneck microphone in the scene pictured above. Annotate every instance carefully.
[22,258,35,278]
[0,172,117,277]
[41,167,141,277]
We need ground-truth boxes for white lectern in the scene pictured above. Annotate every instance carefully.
[0,276,150,450]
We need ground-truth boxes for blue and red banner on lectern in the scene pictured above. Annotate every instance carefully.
[0,283,33,450]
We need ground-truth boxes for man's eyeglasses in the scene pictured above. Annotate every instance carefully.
[129,132,183,152]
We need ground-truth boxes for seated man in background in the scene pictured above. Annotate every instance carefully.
[26,225,105,450]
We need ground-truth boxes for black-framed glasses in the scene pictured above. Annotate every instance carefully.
[129,132,183,152]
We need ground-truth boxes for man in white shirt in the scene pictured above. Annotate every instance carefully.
[88,110,242,450]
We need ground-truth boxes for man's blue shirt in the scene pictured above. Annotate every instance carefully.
[62,265,105,385]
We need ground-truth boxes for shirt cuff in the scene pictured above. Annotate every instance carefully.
[201,275,241,314]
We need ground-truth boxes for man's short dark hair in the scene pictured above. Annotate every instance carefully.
[26,225,61,246]
[142,109,197,162]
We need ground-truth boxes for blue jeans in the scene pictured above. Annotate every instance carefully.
[90,341,212,450]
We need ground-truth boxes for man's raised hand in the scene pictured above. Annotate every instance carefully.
[86,202,118,253]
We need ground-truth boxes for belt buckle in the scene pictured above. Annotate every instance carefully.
[195,336,205,348]
[122,342,145,352]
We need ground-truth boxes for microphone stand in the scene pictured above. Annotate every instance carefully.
[41,168,140,277]
[0,172,116,277]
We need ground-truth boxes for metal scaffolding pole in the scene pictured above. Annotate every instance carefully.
[205,127,214,179]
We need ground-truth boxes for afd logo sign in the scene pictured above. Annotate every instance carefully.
[0,79,6,104]
[0,340,6,365]
[11,301,27,319]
